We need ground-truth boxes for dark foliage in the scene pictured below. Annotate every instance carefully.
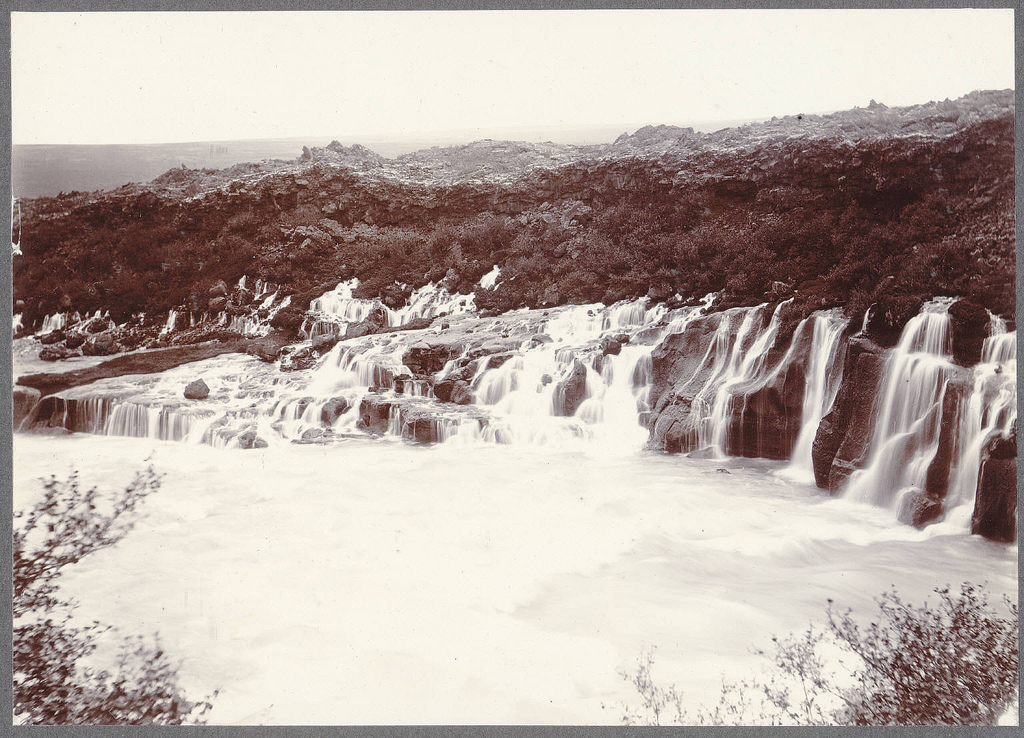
[13,102,1014,330]
[13,468,214,725]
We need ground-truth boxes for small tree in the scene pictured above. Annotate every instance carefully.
[13,467,214,725]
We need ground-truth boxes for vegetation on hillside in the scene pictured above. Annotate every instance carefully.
[12,93,1015,332]
[619,583,1019,726]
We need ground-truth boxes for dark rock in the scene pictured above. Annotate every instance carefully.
[82,335,120,356]
[184,378,210,399]
[209,279,229,296]
[357,394,392,435]
[922,370,972,510]
[450,380,473,405]
[236,429,268,449]
[39,330,65,345]
[269,305,306,333]
[530,333,553,345]
[948,299,989,366]
[540,373,553,386]
[83,317,110,334]
[866,295,924,348]
[209,296,228,311]
[13,387,41,430]
[300,427,331,442]
[647,285,671,301]
[600,335,624,356]
[279,347,319,372]
[972,431,1016,542]
[553,359,588,416]
[39,346,76,361]
[724,317,815,460]
[248,342,283,363]
[320,396,350,424]
[63,333,86,349]
[311,333,341,353]
[897,489,945,528]
[404,342,453,375]
[811,337,884,491]
[433,378,456,403]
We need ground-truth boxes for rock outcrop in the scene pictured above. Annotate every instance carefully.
[811,337,885,492]
[971,431,1017,543]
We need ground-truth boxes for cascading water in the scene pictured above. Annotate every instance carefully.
[783,311,848,482]
[943,316,1017,517]
[844,299,955,508]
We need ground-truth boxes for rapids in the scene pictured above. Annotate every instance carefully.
[13,434,1015,725]
[12,285,1018,724]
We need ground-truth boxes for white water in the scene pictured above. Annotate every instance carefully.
[13,434,1015,725]
[13,295,1017,723]
[784,311,848,482]
[845,300,955,508]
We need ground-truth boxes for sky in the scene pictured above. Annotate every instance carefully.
[10,9,1016,146]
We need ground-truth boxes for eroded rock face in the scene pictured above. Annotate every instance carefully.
[13,387,41,430]
[811,337,885,492]
[404,342,454,376]
[972,431,1017,543]
[920,370,973,513]
[947,299,990,367]
[553,359,587,417]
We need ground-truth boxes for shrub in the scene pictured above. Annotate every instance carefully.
[619,583,1018,726]
[13,467,215,725]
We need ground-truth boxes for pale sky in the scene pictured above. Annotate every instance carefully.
[11,9,1016,145]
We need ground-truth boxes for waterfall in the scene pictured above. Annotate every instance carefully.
[784,311,848,482]
[39,312,68,334]
[844,299,955,508]
[943,318,1017,514]
[479,266,501,289]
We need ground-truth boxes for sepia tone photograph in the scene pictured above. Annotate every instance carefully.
[8,6,1018,727]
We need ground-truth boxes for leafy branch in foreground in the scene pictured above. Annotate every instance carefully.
[619,583,1019,726]
[13,467,215,725]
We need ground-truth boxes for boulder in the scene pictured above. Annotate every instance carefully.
[208,296,228,312]
[82,335,120,356]
[600,335,624,357]
[320,397,350,424]
[530,333,553,345]
[63,333,86,349]
[311,333,341,354]
[39,346,76,362]
[404,342,453,375]
[948,299,989,367]
[357,394,393,435]
[209,279,229,297]
[971,431,1017,543]
[39,330,65,345]
[83,317,110,334]
[897,489,945,528]
[450,380,473,406]
[553,359,588,417]
[299,427,331,442]
[236,429,269,450]
[433,378,456,403]
[183,378,210,400]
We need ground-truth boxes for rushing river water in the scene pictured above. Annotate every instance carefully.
[13,431,1016,724]
[14,283,1018,724]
